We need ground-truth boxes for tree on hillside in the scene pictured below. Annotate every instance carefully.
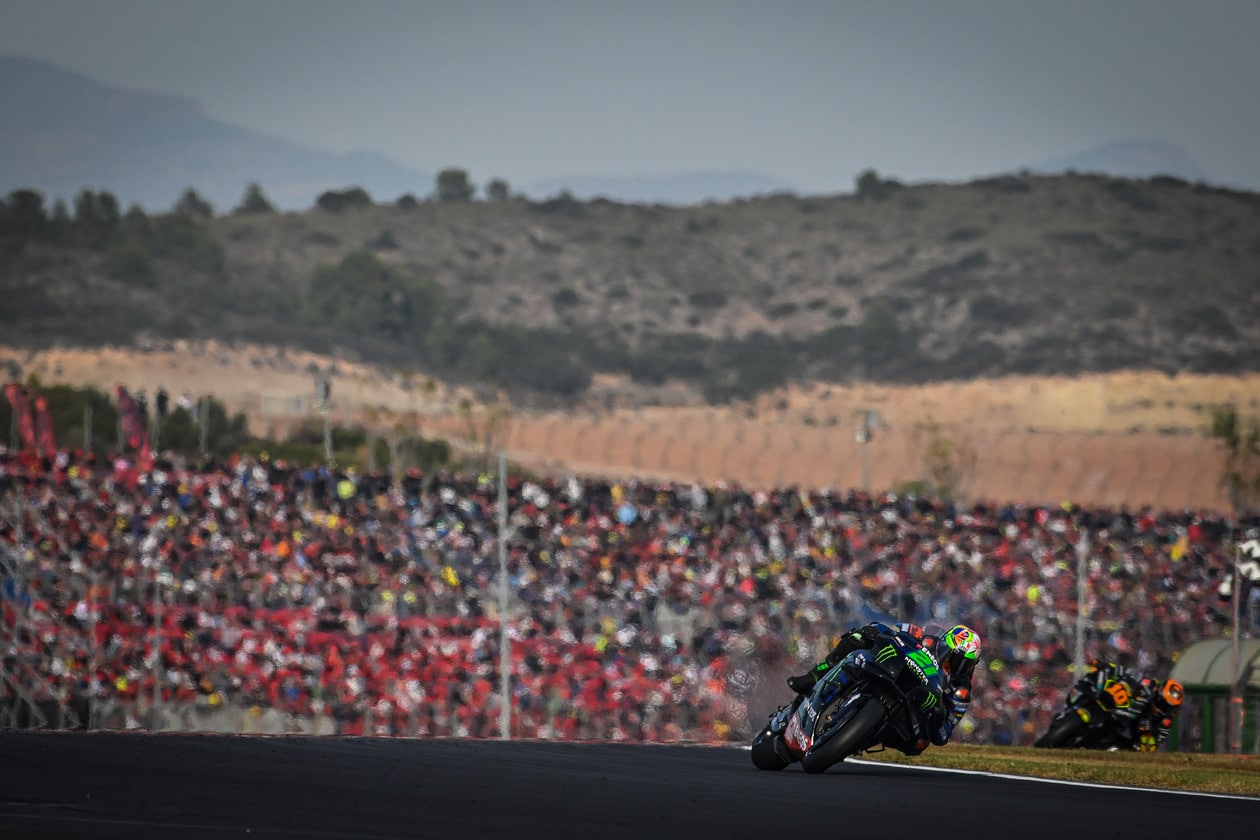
[1,189,49,238]
[30,383,120,457]
[1206,403,1260,513]
[436,168,475,202]
[857,296,902,357]
[72,189,121,246]
[301,250,450,342]
[316,187,373,212]
[173,188,215,219]
[73,189,121,226]
[234,182,276,215]
[855,168,903,200]
[485,178,511,201]
[910,416,977,502]
[144,213,227,275]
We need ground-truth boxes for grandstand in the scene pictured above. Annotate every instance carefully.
[2,426,1256,750]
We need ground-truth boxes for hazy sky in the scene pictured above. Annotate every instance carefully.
[3,0,1258,192]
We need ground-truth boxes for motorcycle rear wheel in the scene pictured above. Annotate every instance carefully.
[1034,714,1088,748]
[800,697,884,774]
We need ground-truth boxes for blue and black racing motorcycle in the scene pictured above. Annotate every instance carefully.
[751,626,948,774]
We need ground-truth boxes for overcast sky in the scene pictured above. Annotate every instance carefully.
[2,0,1258,192]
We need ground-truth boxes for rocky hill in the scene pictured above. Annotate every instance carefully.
[2,171,1258,407]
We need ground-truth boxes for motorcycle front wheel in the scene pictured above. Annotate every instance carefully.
[751,723,791,771]
[1034,713,1088,748]
[800,696,885,774]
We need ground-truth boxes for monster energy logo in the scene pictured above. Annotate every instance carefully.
[876,645,897,663]
[919,691,939,711]
[907,650,939,676]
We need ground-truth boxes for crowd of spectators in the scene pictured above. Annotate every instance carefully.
[2,445,1255,747]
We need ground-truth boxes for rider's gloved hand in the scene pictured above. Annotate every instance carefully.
[948,686,971,723]
[858,625,879,643]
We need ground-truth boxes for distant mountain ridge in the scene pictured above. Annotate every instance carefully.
[0,55,1227,213]
[1027,140,1207,184]
[0,55,433,212]
[0,56,805,211]
[520,171,800,205]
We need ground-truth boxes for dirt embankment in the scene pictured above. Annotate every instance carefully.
[6,343,1257,512]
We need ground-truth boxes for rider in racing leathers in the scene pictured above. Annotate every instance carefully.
[1076,659,1184,751]
[1131,676,1185,751]
[785,621,982,755]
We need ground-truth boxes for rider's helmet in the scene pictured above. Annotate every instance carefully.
[1154,678,1184,715]
[933,624,982,679]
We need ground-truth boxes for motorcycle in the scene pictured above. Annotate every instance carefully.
[1033,668,1143,750]
[751,627,948,774]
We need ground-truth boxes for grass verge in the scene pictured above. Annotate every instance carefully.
[855,744,1260,797]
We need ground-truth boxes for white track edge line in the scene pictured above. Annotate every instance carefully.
[736,746,1259,802]
[846,757,1260,801]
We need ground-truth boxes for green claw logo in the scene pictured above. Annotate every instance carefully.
[907,650,939,676]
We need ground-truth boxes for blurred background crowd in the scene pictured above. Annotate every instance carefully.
[2,447,1255,747]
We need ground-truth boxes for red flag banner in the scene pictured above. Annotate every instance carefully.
[115,385,150,455]
[3,383,37,454]
[34,396,57,458]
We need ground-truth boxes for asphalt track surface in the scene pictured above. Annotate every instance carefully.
[0,733,1256,840]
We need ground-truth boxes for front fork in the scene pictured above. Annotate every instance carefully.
[770,664,860,758]
[768,696,802,733]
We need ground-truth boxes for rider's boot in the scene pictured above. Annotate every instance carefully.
[787,662,831,695]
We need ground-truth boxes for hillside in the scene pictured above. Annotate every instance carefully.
[2,171,1258,408]
[3,341,1255,511]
